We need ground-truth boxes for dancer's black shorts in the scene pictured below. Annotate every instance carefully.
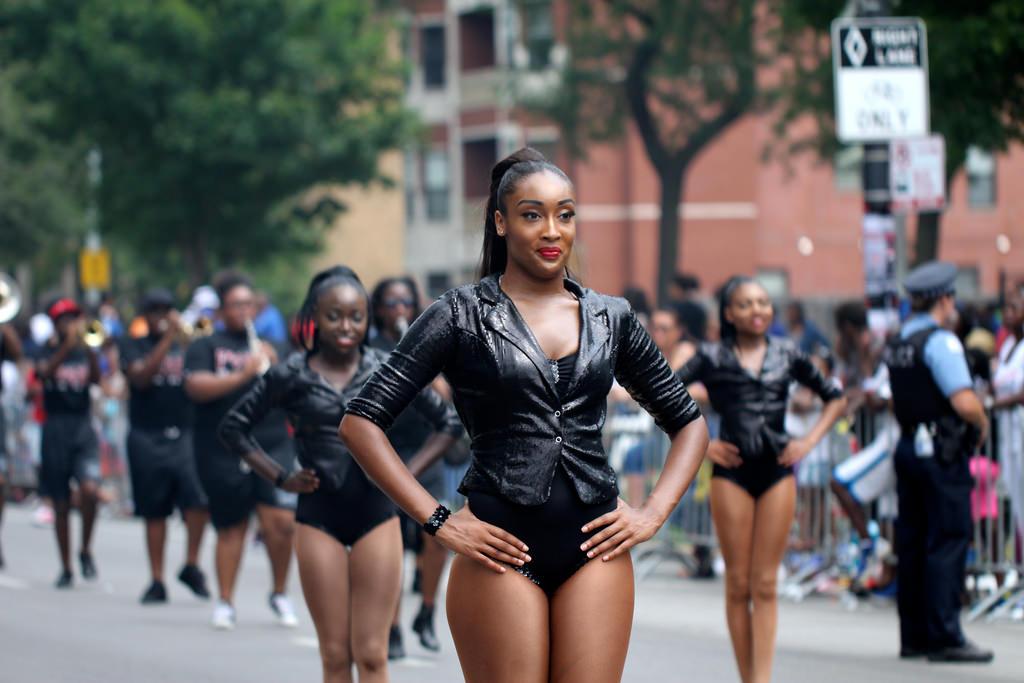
[195,440,296,530]
[712,458,794,499]
[467,465,616,596]
[295,467,396,547]
[40,415,100,502]
[128,427,207,519]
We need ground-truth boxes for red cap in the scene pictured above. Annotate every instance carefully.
[47,298,82,321]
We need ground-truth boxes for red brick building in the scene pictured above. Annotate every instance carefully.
[401,1,1021,303]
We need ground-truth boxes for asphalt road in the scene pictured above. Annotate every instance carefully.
[1,504,1020,682]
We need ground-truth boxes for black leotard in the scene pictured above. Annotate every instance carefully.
[219,349,461,546]
[467,351,617,595]
[677,337,842,499]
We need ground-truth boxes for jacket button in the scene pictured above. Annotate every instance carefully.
[555,436,563,444]
[554,410,561,418]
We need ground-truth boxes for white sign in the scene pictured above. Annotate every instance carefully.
[832,18,929,142]
[890,135,946,212]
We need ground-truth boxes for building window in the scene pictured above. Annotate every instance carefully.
[955,266,980,300]
[966,146,996,208]
[426,272,451,299]
[423,149,450,221]
[421,25,446,89]
[463,138,498,199]
[459,9,496,71]
[756,269,789,302]
[522,1,554,70]
[833,145,862,192]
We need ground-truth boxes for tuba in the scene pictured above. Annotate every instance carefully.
[0,274,22,324]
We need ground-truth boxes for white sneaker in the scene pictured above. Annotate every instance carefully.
[211,600,236,630]
[269,593,298,628]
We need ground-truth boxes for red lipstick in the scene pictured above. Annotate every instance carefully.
[538,247,562,261]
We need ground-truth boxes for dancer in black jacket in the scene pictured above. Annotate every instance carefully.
[341,148,709,683]
[220,266,461,683]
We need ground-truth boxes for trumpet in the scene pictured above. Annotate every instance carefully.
[0,274,22,324]
[179,316,214,339]
[82,319,108,349]
[245,318,270,375]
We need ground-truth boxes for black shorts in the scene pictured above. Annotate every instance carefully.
[40,414,100,502]
[128,427,207,519]
[195,439,297,530]
[296,467,396,547]
[712,458,794,499]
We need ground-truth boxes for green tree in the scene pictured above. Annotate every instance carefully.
[1,0,415,289]
[772,1,1024,263]
[0,64,87,268]
[532,0,757,302]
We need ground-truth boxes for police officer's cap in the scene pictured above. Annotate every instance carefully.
[140,288,176,312]
[903,261,957,299]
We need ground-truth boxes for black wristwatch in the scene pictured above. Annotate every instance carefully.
[274,470,288,489]
[423,504,452,536]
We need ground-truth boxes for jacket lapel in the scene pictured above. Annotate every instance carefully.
[479,275,560,400]
[565,291,610,396]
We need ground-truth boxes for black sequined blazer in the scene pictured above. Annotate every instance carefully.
[676,338,843,461]
[345,274,702,506]
[219,349,462,492]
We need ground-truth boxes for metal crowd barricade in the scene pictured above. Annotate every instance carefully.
[608,399,1024,620]
[966,410,1024,622]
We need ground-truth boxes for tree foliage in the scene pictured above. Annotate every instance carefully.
[0,0,416,289]
[531,0,758,302]
[0,64,87,267]
[772,0,1024,261]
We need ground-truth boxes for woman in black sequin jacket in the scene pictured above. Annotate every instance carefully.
[340,148,709,683]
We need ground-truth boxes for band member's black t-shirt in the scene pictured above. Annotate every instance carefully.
[37,343,93,416]
[184,329,290,455]
[121,335,193,431]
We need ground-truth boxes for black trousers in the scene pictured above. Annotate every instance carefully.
[894,437,971,651]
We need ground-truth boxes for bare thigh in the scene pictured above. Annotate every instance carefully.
[348,518,403,666]
[549,554,635,683]
[446,555,550,683]
[295,524,352,671]
[711,478,757,582]
[750,477,796,589]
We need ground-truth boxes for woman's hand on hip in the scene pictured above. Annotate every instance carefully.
[580,498,661,562]
[778,437,813,466]
[706,439,742,468]
[435,505,531,574]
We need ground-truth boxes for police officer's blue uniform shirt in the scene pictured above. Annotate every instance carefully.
[900,314,972,398]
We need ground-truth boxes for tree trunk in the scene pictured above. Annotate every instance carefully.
[914,211,941,265]
[656,163,685,305]
[180,231,209,290]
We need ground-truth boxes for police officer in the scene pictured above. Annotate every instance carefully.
[884,262,993,663]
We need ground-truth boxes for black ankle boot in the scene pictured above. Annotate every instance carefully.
[412,604,440,652]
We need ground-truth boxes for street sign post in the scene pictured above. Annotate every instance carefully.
[890,135,946,213]
[79,247,111,291]
[831,17,929,142]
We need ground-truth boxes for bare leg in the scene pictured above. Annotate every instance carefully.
[145,518,167,582]
[446,555,550,683]
[256,505,295,595]
[54,499,72,573]
[183,508,208,566]
[349,518,403,683]
[549,554,634,683]
[79,481,100,554]
[419,532,447,608]
[830,479,868,539]
[215,519,249,604]
[711,478,757,683]
[625,474,646,508]
[749,476,797,683]
[295,523,353,683]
